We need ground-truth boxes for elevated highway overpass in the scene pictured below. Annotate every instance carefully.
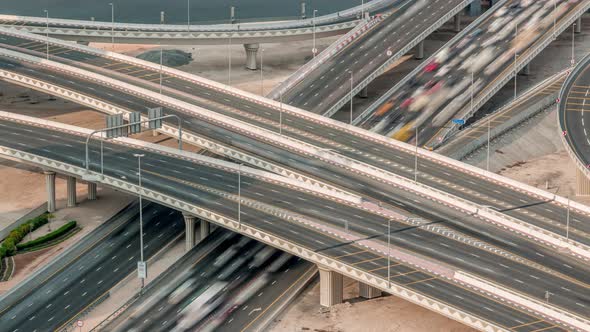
[268,0,473,117]
[0,32,589,265]
[0,111,587,332]
[0,0,398,45]
[357,0,590,150]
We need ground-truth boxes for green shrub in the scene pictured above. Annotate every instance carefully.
[0,212,53,258]
[17,221,77,251]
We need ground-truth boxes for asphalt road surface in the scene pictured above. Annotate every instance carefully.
[358,0,583,147]
[107,229,312,332]
[1,29,586,259]
[0,203,184,332]
[0,116,586,329]
[279,0,467,115]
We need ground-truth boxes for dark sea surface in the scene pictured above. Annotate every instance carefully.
[1,0,363,24]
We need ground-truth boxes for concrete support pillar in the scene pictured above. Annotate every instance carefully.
[359,86,368,98]
[244,43,260,70]
[318,265,343,307]
[183,214,196,252]
[576,17,582,34]
[454,14,461,32]
[415,40,424,60]
[66,176,77,208]
[87,182,97,200]
[468,0,481,16]
[200,220,210,241]
[359,282,382,299]
[44,171,56,213]
[576,169,590,196]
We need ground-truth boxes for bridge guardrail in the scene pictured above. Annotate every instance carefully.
[324,0,474,118]
[3,47,589,263]
[426,0,590,149]
[267,14,385,100]
[0,0,398,33]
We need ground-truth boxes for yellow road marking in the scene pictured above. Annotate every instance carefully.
[510,319,544,329]
[529,326,557,332]
[402,276,437,286]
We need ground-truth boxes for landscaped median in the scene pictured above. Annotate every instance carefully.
[0,213,79,281]
[0,213,51,260]
[16,220,78,252]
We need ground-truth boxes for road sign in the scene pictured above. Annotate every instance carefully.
[137,261,147,279]
[148,107,163,129]
[312,47,318,55]
[452,119,466,126]
[106,114,126,138]
[129,111,142,134]
[77,320,84,327]
[386,49,392,56]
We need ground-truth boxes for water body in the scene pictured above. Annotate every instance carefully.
[1,0,363,24]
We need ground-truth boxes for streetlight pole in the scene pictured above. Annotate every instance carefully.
[312,10,318,58]
[160,12,164,98]
[187,0,190,32]
[44,10,49,60]
[470,71,474,116]
[553,0,557,39]
[279,92,283,135]
[109,3,114,51]
[133,153,146,289]
[414,128,419,182]
[387,219,391,289]
[238,163,242,229]
[572,23,576,67]
[487,118,491,172]
[566,196,570,242]
[228,6,235,86]
[350,71,354,124]
[361,0,365,20]
[514,22,518,101]
[260,48,264,96]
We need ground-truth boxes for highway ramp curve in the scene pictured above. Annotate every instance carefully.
[559,52,590,185]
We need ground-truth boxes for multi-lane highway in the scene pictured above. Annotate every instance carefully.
[0,114,588,330]
[358,0,588,148]
[275,0,468,116]
[0,37,587,260]
[0,203,184,332]
[104,229,313,332]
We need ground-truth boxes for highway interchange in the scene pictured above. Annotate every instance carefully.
[0,1,589,330]
[359,0,585,147]
[278,0,467,115]
[0,35,588,254]
[0,114,588,330]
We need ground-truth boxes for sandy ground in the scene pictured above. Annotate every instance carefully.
[0,187,132,294]
[270,276,475,332]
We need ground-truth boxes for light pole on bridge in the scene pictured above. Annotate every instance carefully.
[109,3,115,51]
[133,153,146,290]
[43,10,49,60]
